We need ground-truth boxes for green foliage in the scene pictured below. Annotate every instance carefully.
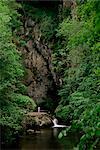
[55,104,71,120]
[40,15,56,41]
[53,0,100,149]
[12,94,36,111]
[1,101,24,143]
[0,1,23,96]
[0,0,36,144]
[1,103,23,130]
[22,3,57,41]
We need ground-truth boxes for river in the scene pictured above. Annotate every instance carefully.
[3,128,79,150]
[19,128,79,150]
[2,128,100,150]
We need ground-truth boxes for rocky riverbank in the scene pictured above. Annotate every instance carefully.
[22,112,53,134]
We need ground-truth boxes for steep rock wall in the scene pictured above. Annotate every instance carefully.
[17,17,56,104]
[14,1,75,105]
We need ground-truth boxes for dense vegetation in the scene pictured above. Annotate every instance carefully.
[0,1,36,144]
[0,0,100,149]
[53,0,100,149]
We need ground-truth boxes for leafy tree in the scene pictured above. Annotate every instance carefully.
[0,0,36,144]
[53,0,100,149]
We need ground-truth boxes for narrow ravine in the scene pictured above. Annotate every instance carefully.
[1,1,99,150]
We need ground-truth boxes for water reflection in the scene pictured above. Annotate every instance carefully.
[19,128,78,150]
[53,128,58,137]
[2,128,100,150]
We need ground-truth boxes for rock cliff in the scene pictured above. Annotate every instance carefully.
[16,17,57,104]
[14,0,75,106]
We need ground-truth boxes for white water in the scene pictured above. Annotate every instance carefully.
[52,118,67,128]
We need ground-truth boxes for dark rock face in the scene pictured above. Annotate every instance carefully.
[17,18,56,104]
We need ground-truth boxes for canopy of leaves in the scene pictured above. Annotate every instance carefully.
[0,0,36,144]
[53,0,100,149]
